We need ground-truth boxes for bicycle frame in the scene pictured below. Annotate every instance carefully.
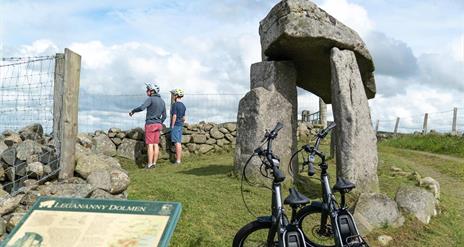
[304,122,366,247]
[251,123,306,247]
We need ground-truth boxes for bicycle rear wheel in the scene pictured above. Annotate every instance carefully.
[295,205,336,247]
[233,220,278,247]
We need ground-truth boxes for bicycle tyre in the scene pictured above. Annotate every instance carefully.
[232,220,277,247]
[295,205,336,247]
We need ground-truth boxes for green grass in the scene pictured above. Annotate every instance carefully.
[369,144,464,246]
[381,134,464,158]
[119,139,464,247]
[119,152,271,246]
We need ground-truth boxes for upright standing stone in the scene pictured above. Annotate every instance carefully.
[235,61,297,180]
[330,47,379,193]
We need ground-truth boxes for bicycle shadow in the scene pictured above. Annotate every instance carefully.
[178,164,233,176]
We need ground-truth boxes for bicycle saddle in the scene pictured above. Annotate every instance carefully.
[284,188,310,206]
[333,177,356,192]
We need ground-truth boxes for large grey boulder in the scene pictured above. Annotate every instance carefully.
[92,134,117,156]
[75,153,121,179]
[235,61,297,180]
[19,123,44,141]
[16,139,43,161]
[199,144,214,154]
[1,147,16,166]
[0,142,7,156]
[224,123,237,132]
[26,162,44,178]
[127,128,144,141]
[330,47,379,193]
[6,213,25,232]
[181,135,192,144]
[109,169,130,194]
[75,143,91,159]
[210,127,225,139]
[418,177,440,199]
[112,138,122,145]
[20,190,41,207]
[395,186,438,224]
[259,0,375,103]
[77,133,93,148]
[2,130,22,147]
[353,193,404,234]
[87,170,112,192]
[117,138,145,160]
[36,182,94,198]
[0,195,24,216]
[90,189,126,199]
[192,134,207,144]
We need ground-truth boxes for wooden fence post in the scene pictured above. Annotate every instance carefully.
[54,49,81,180]
[394,117,400,134]
[452,107,458,135]
[422,113,428,134]
[319,98,327,128]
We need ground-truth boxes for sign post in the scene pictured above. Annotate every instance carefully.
[2,197,181,247]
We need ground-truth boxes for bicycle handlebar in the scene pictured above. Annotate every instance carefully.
[255,122,286,182]
[261,122,284,142]
[318,122,336,139]
[304,123,336,176]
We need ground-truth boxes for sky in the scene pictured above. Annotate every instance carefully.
[1,0,463,132]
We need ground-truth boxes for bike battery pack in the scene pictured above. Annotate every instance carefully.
[337,212,359,245]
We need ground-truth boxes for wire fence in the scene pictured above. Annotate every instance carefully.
[78,91,319,132]
[375,108,463,134]
[1,55,61,195]
[78,92,247,132]
[0,56,56,134]
[2,148,60,196]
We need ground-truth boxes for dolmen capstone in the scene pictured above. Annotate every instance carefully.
[235,0,379,192]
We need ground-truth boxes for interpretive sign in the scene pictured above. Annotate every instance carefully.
[1,197,181,247]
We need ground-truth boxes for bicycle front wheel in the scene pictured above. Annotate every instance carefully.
[295,205,336,247]
[232,220,278,247]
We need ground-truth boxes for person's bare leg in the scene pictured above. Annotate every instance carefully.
[153,144,160,165]
[147,144,154,166]
[175,143,182,162]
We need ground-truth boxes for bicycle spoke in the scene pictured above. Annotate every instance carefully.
[240,228,277,247]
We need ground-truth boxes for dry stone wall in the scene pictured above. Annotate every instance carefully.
[0,123,130,240]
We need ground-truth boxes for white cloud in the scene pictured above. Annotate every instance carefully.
[18,39,59,57]
[452,34,464,62]
[319,0,374,36]
[369,85,463,132]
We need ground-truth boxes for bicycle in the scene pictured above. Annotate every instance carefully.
[290,122,369,247]
[233,122,308,247]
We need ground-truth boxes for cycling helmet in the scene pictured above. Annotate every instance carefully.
[170,88,184,97]
[145,82,160,94]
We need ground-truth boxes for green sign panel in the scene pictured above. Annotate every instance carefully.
[1,197,181,247]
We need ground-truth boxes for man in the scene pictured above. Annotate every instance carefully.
[170,88,186,164]
[129,82,166,169]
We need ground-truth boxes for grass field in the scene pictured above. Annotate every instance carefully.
[381,134,464,158]
[120,136,464,246]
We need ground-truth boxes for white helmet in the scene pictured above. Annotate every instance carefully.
[145,82,160,94]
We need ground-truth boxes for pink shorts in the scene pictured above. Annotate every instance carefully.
[145,123,162,144]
